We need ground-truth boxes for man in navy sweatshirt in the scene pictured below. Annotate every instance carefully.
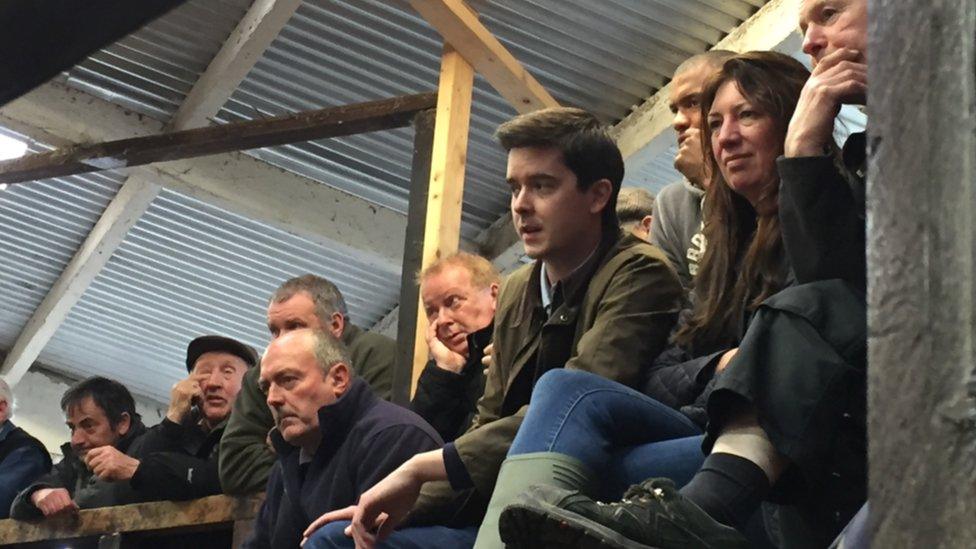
[243,329,442,549]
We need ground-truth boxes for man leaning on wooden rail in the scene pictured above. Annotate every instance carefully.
[127,335,256,500]
[10,377,149,518]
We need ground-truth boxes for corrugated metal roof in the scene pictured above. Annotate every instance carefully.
[40,188,400,401]
[66,0,254,120]
[0,160,123,354]
[1,172,401,402]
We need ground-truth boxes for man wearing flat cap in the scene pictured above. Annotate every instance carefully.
[126,335,257,500]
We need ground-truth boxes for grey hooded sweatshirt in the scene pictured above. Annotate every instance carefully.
[650,178,706,293]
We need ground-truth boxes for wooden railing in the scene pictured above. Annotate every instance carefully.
[0,494,263,548]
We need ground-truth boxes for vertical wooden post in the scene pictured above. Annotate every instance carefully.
[392,109,436,406]
[868,0,975,544]
[408,44,474,396]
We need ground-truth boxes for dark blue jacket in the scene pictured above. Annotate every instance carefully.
[244,378,442,549]
[0,421,51,519]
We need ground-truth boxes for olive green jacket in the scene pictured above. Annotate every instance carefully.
[218,324,397,494]
[413,230,683,521]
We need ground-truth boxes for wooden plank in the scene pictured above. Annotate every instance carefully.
[0,494,263,544]
[0,93,438,185]
[392,109,436,406]
[409,0,558,114]
[169,0,303,130]
[0,178,161,386]
[410,45,474,395]
[0,81,412,267]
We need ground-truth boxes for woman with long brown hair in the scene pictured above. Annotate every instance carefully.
[459,51,817,549]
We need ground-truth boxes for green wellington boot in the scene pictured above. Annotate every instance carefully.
[473,452,594,549]
[499,478,751,549]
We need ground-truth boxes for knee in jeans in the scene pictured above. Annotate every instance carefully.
[304,521,354,549]
[536,368,591,393]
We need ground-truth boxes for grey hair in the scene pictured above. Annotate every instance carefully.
[0,378,12,412]
[308,329,355,377]
[271,274,349,322]
[616,187,656,227]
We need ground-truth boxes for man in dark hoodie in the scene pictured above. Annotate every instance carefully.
[244,329,442,549]
[412,252,499,442]
[10,376,148,518]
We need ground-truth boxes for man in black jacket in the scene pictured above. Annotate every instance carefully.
[244,329,442,549]
[412,252,499,442]
[10,377,148,519]
[129,335,257,500]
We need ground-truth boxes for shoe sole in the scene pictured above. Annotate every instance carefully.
[499,502,658,549]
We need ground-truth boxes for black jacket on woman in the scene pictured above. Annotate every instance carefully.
[705,133,869,547]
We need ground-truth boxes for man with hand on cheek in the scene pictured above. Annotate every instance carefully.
[412,252,500,442]
[10,377,149,519]
[127,335,257,500]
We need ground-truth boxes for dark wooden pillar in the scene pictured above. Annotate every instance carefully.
[867,0,976,544]
[391,108,436,406]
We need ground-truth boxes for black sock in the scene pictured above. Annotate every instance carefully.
[678,452,770,532]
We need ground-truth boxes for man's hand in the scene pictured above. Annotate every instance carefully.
[30,487,78,517]
[84,446,140,482]
[785,47,867,157]
[481,343,494,375]
[426,319,466,374]
[716,348,739,374]
[167,376,203,423]
[301,450,447,548]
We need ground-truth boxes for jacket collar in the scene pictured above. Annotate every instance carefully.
[270,377,375,460]
[0,420,12,441]
[341,323,364,348]
[514,228,622,326]
[467,322,494,356]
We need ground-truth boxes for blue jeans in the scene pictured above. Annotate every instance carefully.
[304,521,478,548]
[510,369,705,499]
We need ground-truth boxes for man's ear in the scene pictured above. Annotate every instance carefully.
[329,363,351,396]
[116,411,132,437]
[329,312,345,339]
[588,179,613,216]
[489,282,500,302]
[640,215,653,235]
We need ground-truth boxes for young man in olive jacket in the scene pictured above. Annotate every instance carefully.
[219,274,397,495]
[301,107,683,548]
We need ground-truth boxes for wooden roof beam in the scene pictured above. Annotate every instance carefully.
[0,93,438,185]
[0,82,413,267]
[409,0,559,113]
[169,0,302,131]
